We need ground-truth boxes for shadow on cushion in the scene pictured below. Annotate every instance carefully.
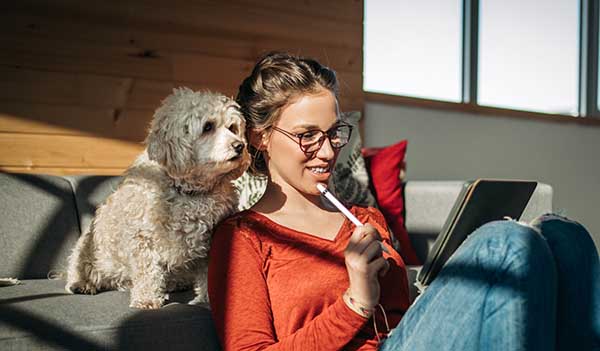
[0,279,220,351]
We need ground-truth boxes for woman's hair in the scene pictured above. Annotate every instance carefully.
[236,52,339,175]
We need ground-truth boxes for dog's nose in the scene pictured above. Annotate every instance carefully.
[232,141,244,155]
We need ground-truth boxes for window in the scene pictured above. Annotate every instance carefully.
[364,0,600,119]
[478,0,578,115]
[364,0,462,102]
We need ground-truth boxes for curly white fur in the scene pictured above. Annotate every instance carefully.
[65,88,250,309]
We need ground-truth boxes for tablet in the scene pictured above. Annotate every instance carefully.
[416,179,538,287]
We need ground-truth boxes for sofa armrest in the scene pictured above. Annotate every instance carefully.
[403,180,553,264]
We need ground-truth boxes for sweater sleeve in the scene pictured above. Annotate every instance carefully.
[363,207,397,255]
[208,219,370,351]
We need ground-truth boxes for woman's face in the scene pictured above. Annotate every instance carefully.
[264,88,341,197]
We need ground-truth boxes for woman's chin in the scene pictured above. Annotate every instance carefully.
[303,174,331,196]
[304,187,322,197]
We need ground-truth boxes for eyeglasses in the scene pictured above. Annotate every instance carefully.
[271,124,353,156]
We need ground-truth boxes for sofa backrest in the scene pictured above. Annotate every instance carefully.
[0,172,554,279]
[0,173,81,279]
[64,175,123,235]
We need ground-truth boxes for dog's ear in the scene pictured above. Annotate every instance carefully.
[146,130,166,165]
[146,131,189,174]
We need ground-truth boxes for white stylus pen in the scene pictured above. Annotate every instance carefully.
[316,183,389,254]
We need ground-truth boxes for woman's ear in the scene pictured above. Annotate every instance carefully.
[249,129,268,150]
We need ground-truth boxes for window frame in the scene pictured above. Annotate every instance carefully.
[363,0,600,127]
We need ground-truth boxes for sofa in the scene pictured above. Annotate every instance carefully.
[0,172,553,350]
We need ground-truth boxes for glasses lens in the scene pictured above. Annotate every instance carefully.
[299,125,352,153]
[300,131,324,153]
[329,125,351,147]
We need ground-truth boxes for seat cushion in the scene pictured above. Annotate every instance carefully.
[0,279,220,351]
[0,173,80,279]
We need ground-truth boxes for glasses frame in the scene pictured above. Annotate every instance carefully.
[271,124,353,157]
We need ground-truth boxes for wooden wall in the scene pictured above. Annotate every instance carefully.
[0,0,364,175]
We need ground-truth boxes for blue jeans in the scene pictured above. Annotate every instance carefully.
[379,214,600,351]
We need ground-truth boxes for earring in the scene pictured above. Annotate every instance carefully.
[259,134,268,148]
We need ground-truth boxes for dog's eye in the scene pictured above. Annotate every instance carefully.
[203,122,214,134]
[228,124,238,134]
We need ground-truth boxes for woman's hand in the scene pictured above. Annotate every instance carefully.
[344,224,390,313]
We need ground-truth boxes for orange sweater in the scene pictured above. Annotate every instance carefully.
[208,206,410,351]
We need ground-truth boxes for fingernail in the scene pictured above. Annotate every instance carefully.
[380,242,390,254]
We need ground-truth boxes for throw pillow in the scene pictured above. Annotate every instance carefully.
[328,111,377,207]
[233,171,268,211]
[363,140,421,265]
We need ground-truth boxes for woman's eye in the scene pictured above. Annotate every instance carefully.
[302,131,318,138]
[203,122,214,133]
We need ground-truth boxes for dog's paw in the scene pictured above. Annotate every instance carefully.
[188,294,209,305]
[65,281,98,295]
[130,298,164,309]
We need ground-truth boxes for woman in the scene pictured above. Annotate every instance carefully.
[207,52,600,351]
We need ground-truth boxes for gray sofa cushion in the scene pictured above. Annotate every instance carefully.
[0,173,80,279]
[0,279,220,351]
[64,175,123,235]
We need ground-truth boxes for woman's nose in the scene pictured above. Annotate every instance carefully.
[316,136,335,160]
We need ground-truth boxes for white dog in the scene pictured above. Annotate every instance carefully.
[65,88,250,309]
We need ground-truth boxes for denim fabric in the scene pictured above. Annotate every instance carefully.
[530,214,600,351]
[379,215,600,351]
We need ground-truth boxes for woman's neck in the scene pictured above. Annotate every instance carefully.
[252,179,346,239]
[254,180,328,217]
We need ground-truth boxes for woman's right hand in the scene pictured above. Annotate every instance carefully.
[343,223,390,312]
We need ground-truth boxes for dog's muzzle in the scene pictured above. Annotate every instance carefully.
[232,141,244,155]
[229,141,245,161]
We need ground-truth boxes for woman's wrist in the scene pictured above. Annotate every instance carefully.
[342,289,374,318]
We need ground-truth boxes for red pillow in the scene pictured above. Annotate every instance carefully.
[362,140,421,265]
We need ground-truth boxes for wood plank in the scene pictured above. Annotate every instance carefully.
[0,66,134,107]
[0,103,153,141]
[0,67,230,109]
[102,0,363,24]
[0,39,361,97]
[339,96,364,114]
[337,72,363,100]
[2,1,362,49]
[0,61,361,106]
[127,80,242,109]
[0,35,173,81]
[172,54,253,90]
[0,133,144,168]
[1,166,125,176]
[0,13,363,73]
[221,0,362,23]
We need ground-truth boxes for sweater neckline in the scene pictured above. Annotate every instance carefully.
[246,207,356,244]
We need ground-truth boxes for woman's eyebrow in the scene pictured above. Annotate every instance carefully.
[292,123,320,130]
[292,121,341,130]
